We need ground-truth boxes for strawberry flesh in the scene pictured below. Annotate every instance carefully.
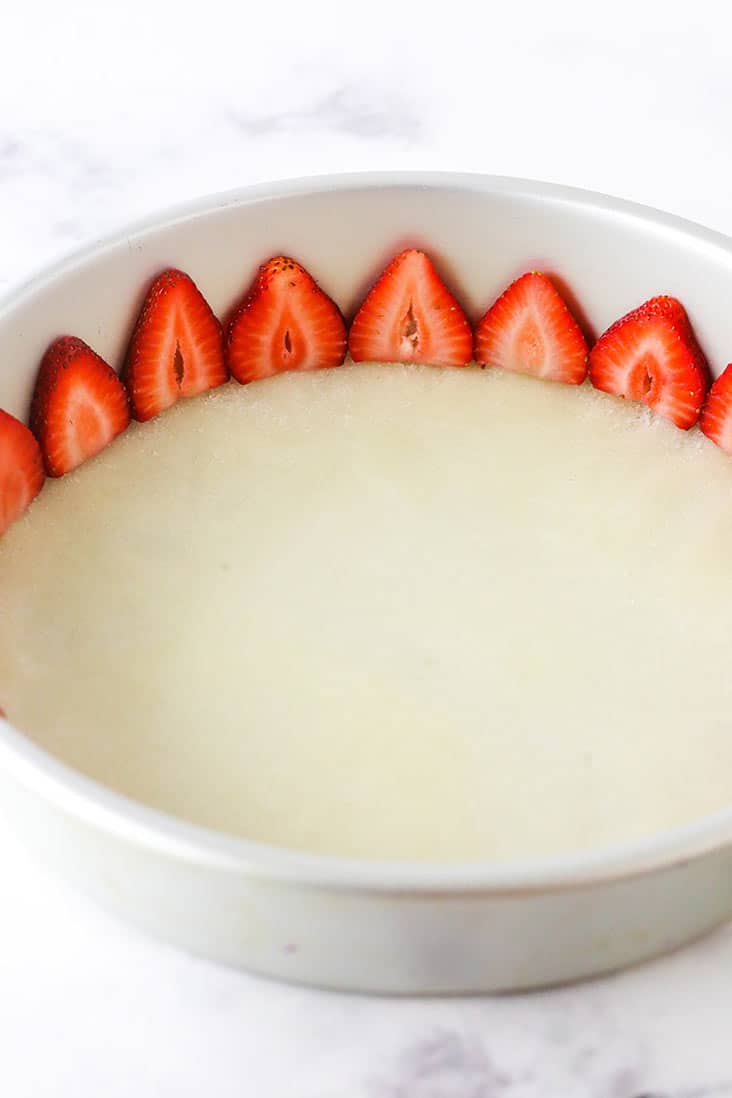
[700,364,732,452]
[31,336,131,477]
[124,269,227,421]
[226,257,347,384]
[348,249,472,367]
[474,271,588,384]
[589,296,709,429]
[0,408,45,536]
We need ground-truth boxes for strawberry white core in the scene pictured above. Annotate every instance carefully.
[1,365,730,862]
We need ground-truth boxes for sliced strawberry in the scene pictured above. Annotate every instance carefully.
[31,336,131,477]
[589,296,709,429]
[348,249,472,367]
[700,364,732,452]
[226,257,347,384]
[0,409,45,536]
[474,272,588,384]
[124,269,227,421]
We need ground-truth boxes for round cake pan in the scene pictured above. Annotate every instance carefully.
[1,173,731,993]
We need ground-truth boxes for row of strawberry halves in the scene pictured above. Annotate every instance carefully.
[2,247,731,539]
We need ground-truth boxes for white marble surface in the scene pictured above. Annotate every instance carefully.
[1,0,732,1093]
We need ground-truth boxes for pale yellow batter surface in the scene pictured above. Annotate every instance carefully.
[1,364,731,861]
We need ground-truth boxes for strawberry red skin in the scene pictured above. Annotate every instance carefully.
[474,272,588,384]
[700,364,732,452]
[124,269,227,422]
[348,249,472,367]
[589,296,709,430]
[31,336,131,477]
[0,408,45,536]
[226,257,347,384]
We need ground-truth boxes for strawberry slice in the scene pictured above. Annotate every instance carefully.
[700,364,732,452]
[348,249,472,367]
[31,336,131,477]
[0,409,45,536]
[474,272,588,384]
[588,296,709,429]
[226,257,347,384]
[124,269,227,421]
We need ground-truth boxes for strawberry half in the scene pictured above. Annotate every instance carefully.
[226,257,347,384]
[31,336,131,477]
[0,409,45,536]
[348,249,472,367]
[474,272,588,384]
[124,269,227,421]
[700,364,732,452]
[588,296,709,429]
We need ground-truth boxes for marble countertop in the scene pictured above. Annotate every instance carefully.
[2,1,731,1093]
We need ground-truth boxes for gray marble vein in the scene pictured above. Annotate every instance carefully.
[226,82,425,142]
